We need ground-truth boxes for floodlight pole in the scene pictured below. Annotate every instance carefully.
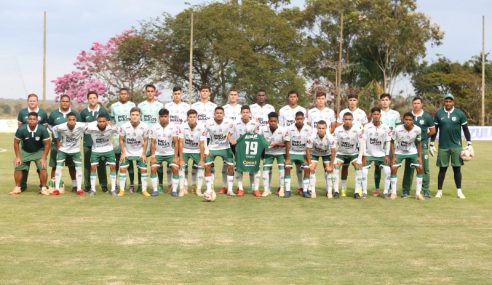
[187,3,194,105]
[481,15,486,126]
[43,11,47,108]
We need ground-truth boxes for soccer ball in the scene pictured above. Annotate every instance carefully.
[203,191,216,202]
[48,178,65,194]
[460,149,473,161]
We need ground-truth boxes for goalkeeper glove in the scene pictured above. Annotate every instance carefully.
[466,142,474,157]
[429,142,436,157]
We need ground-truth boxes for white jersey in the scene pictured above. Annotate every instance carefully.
[337,108,368,129]
[380,109,401,130]
[250,103,275,128]
[138,100,164,129]
[286,124,313,155]
[119,121,150,157]
[178,122,207,154]
[233,119,259,139]
[310,132,336,157]
[205,119,234,151]
[191,101,217,124]
[85,123,119,153]
[307,107,336,129]
[279,105,306,127]
[52,122,87,154]
[392,124,422,155]
[363,122,391,157]
[334,125,363,156]
[223,104,242,123]
[151,123,178,156]
[164,101,190,126]
[110,101,136,127]
[261,125,289,155]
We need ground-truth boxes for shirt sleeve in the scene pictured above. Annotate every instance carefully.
[17,111,23,124]
[14,128,22,140]
[41,127,50,140]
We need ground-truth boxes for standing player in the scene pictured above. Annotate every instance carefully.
[333,112,364,198]
[178,109,207,196]
[222,88,242,190]
[402,97,436,198]
[337,94,367,195]
[191,85,217,125]
[431,94,473,199]
[390,112,424,200]
[118,107,150,197]
[250,89,275,128]
[233,105,260,196]
[306,92,336,133]
[85,114,119,196]
[51,112,86,196]
[80,91,110,193]
[260,112,290,197]
[11,112,50,195]
[307,120,336,198]
[284,111,313,198]
[110,88,137,191]
[47,95,81,192]
[203,107,236,196]
[361,107,392,198]
[379,93,401,129]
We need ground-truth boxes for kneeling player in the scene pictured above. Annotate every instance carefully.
[390,112,424,200]
[149,109,180,197]
[308,120,336,198]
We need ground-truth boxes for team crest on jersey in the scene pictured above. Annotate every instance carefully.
[452,117,457,121]
[35,136,40,141]
[419,119,424,125]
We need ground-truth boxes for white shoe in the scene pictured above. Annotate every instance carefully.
[435,190,443,198]
[416,193,425,200]
[311,190,317,198]
[227,191,236,196]
[278,188,285,197]
[261,190,271,197]
[39,187,50,196]
[457,192,466,199]
[326,192,333,199]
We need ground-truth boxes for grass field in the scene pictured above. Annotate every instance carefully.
[0,133,491,284]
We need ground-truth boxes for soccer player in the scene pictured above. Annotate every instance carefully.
[203,107,236,196]
[47,95,81,192]
[250,89,275,128]
[149,109,180,197]
[80,91,110,193]
[51,112,86,196]
[11,112,50,195]
[178,109,207,196]
[233,105,261,196]
[191,85,217,125]
[260,112,290,197]
[284,111,313,198]
[333,112,364,198]
[361,107,392,198]
[402,97,436,198]
[222,88,242,190]
[336,94,367,195]
[379,93,401,129]
[110,88,137,190]
[85,114,119,196]
[390,112,424,200]
[430,93,473,199]
[17,93,49,192]
[118,107,150,197]
[306,92,336,133]
[307,120,336,198]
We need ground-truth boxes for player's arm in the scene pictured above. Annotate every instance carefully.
[17,112,23,127]
[284,140,290,165]
[227,131,236,145]
[390,139,396,166]
[41,136,51,168]
[416,139,422,164]
[141,133,148,162]
[172,136,180,164]
[119,134,126,162]
[13,137,21,166]
[328,145,336,172]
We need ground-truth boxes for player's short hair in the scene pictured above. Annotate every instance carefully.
[215,106,224,112]
[295,111,304,118]
[347,94,358,100]
[241,105,250,111]
[172,86,182,92]
[316,92,326,98]
[145,84,156,91]
[379,93,391,100]
[187,109,197,116]
[27,111,38,118]
[27,93,38,100]
[200,85,211,92]
[403,112,414,120]
[371,107,381,113]
[66,112,77,119]
[412,96,423,103]
[317,120,327,126]
[257,89,266,94]
[287,90,299,98]
[60,94,70,102]
[130,107,141,114]
[268,112,278,119]
[97,113,109,120]
[343,112,353,118]
[159,108,169,116]
[229,87,238,93]
[119,87,129,93]
[87,91,98,98]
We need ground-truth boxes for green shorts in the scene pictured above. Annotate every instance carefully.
[15,149,47,171]
[287,154,307,168]
[437,148,463,167]
[365,156,386,167]
[56,151,82,166]
[152,155,178,168]
[394,154,420,167]
[90,151,116,166]
[263,154,285,168]
[205,149,234,165]
[336,154,358,165]
[183,153,203,168]
[120,156,146,169]
[311,154,331,164]
[49,145,74,168]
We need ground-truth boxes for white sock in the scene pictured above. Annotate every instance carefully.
[191,166,197,187]
[333,168,340,193]
[172,175,179,193]
[309,173,316,192]
[109,171,116,192]
[222,167,228,189]
[119,173,126,191]
[205,176,213,192]
[90,172,97,192]
[55,165,63,189]
[285,175,291,192]
[263,170,270,192]
[197,168,204,191]
[302,177,310,192]
[141,173,148,192]
[390,176,397,194]
[227,175,234,193]
[179,167,185,190]
[75,166,83,191]
[382,166,391,194]
[151,173,158,192]
[296,167,303,189]
[249,172,255,191]
[236,172,243,190]
[341,179,347,190]
[355,169,363,194]
[279,167,285,190]
[416,175,423,196]
[325,172,333,194]
[253,172,260,191]
[361,167,369,194]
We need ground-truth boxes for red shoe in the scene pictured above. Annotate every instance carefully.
[252,190,261,197]
[76,191,85,196]
[297,188,303,196]
[52,190,60,196]
[219,187,227,194]
[237,189,245,197]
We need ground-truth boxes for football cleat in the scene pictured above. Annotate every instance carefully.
[333,191,340,199]
[171,191,178,197]
[416,193,425,200]
[303,191,311,198]
[326,192,333,199]
[219,187,227,194]
[117,190,125,197]
[252,190,261,197]
[71,186,77,193]
[372,191,381,197]
[89,190,96,197]
[237,189,245,197]
[51,190,60,196]
[39,188,50,196]
[76,190,86,197]
[341,189,347,197]
[311,190,317,198]
[110,191,117,197]
[158,185,164,193]
[261,190,272,197]
[362,193,368,199]
[435,190,443,199]
[277,188,285,197]
[101,186,108,193]
[142,191,151,197]
[227,191,236,196]
[128,185,135,193]
[423,191,432,199]
[402,193,410,199]
[390,192,397,200]
[353,192,361,199]
[283,191,291,198]
[151,191,159,197]
[457,192,466,199]
[9,188,22,195]
[297,188,304,196]
[196,189,204,197]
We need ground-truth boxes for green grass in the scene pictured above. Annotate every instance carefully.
[0,133,491,284]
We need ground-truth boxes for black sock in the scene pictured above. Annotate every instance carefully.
[438,167,447,190]
[452,167,462,189]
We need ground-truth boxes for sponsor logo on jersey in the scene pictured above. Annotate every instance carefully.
[126,137,141,145]
[143,115,157,124]
[117,115,129,122]
[198,114,208,121]
[157,140,171,147]
[369,138,382,146]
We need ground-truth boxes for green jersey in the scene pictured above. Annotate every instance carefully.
[48,109,81,145]
[138,100,164,129]
[380,109,401,130]
[17,107,49,126]
[110,101,136,127]
[80,104,110,146]
[15,124,50,153]
[434,107,467,149]
[412,110,434,148]
[235,133,270,172]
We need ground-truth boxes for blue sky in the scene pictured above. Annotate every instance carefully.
[0,0,491,100]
